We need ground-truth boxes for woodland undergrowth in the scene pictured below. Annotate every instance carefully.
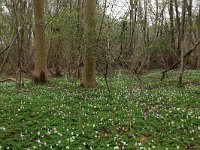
[0,70,199,149]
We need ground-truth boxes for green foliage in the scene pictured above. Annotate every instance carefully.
[46,11,81,41]
[0,70,200,149]
[147,37,168,53]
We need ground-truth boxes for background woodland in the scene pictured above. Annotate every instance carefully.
[0,0,200,86]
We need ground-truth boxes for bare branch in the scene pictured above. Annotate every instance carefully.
[161,39,200,81]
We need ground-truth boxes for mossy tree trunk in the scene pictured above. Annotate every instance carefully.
[33,0,47,83]
[81,0,96,88]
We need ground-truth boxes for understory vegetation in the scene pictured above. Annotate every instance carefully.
[0,70,199,150]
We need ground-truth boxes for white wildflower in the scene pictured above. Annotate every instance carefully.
[0,127,6,131]
[114,146,119,150]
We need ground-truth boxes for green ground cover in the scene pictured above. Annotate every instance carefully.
[0,70,199,149]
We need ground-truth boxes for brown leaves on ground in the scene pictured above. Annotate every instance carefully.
[99,127,110,137]
[140,135,147,142]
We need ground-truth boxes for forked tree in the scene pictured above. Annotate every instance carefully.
[81,0,97,88]
[33,0,48,83]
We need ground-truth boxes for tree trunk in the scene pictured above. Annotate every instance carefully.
[178,0,186,86]
[174,0,181,54]
[143,0,150,69]
[130,0,137,70]
[33,0,47,83]
[81,0,96,88]
[197,5,200,69]
[169,0,175,52]
[187,0,194,67]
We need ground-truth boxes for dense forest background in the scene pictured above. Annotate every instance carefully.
[0,0,200,85]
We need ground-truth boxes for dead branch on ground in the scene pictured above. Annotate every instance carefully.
[0,77,16,83]
[161,39,200,81]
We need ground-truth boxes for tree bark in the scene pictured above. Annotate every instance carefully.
[81,0,96,88]
[169,0,175,52]
[130,0,137,70]
[33,0,48,83]
[174,0,181,54]
[197,5,200,69]
[179,0,187,86]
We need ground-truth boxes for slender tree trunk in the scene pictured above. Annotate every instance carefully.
[155,0,159,38]
[197,5,200,69]
[143,0,148,46]
[130,0,137,70]
[11,0,19,71]
[174,0,181,54]
[186,0,194,67]
[178,0,186,86]
[81,0,96,88]
[169,0,175,51]
[143,0,150,69]
[76,0,83,79]
[33,0,47,83]
[167,0,175,67]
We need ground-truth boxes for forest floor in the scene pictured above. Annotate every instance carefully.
[0,70,199,150]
